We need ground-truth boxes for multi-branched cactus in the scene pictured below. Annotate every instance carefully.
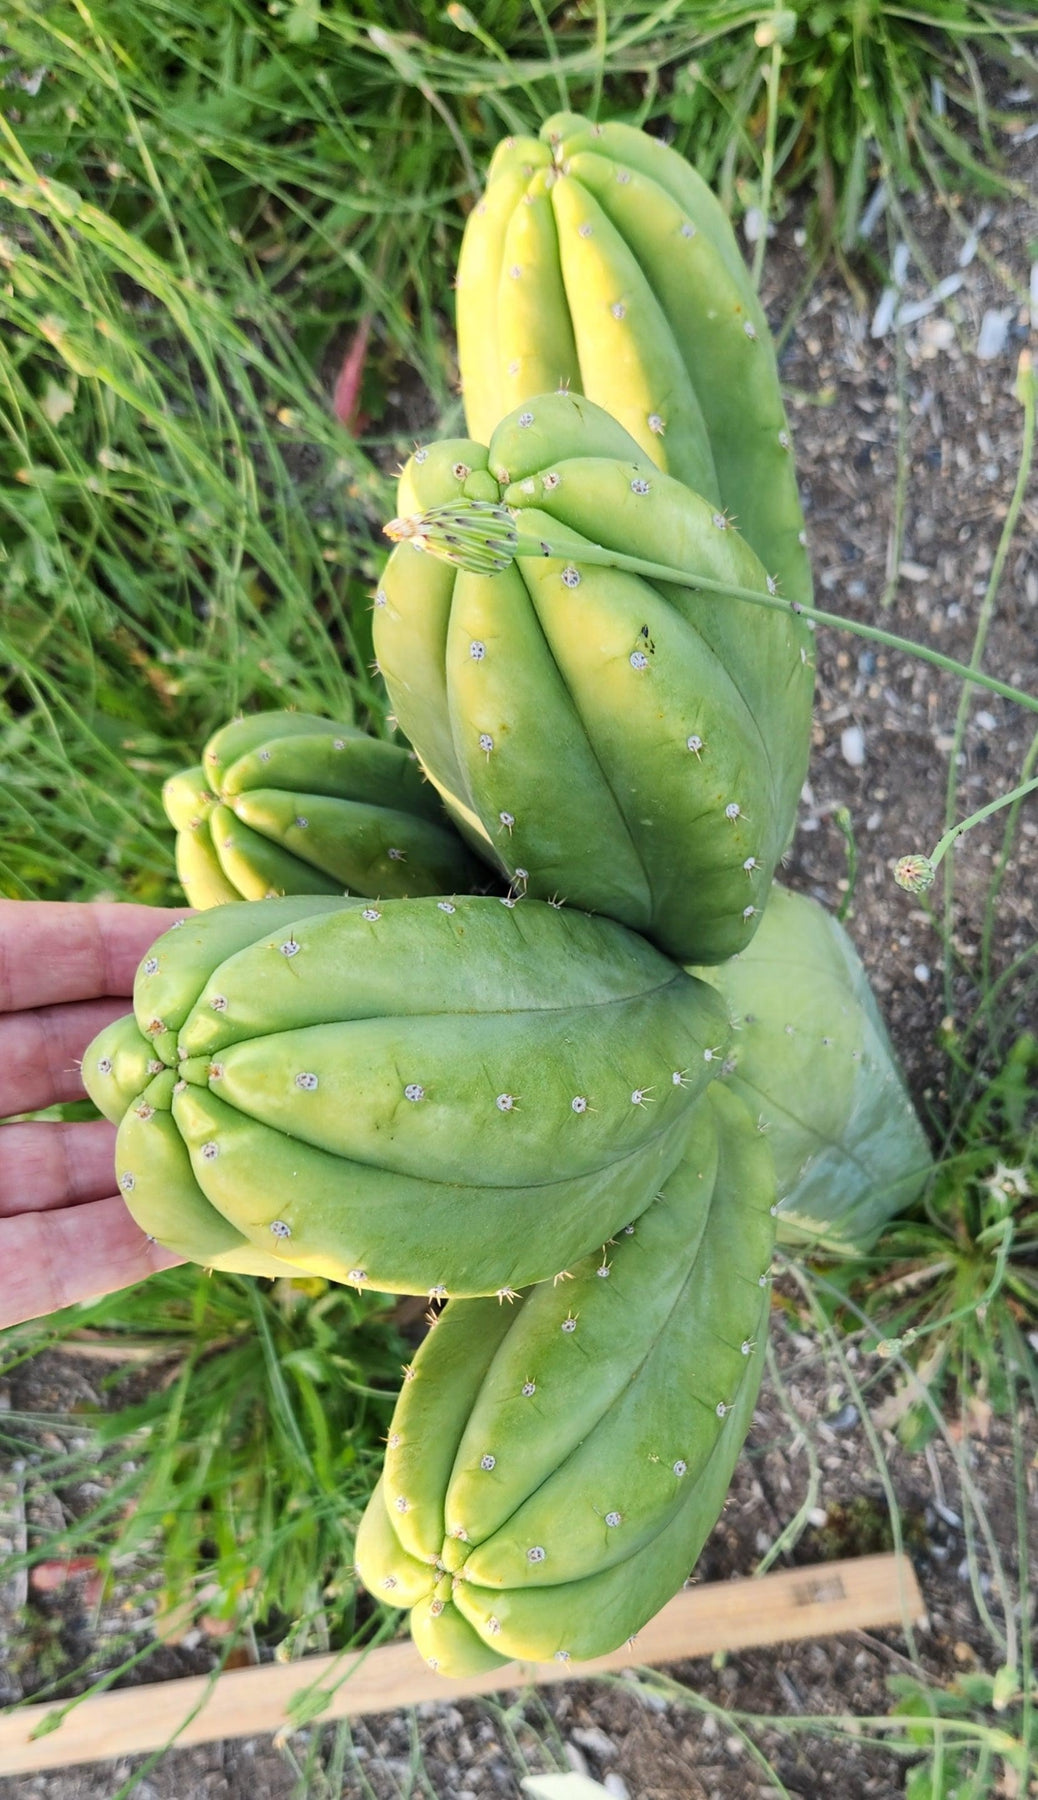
[83,895,731,1293]
[374,390,813,964]
[695,886,933,1253]
[354,1085,775,1674]
[456,112,811,609]
[163,711,482,908]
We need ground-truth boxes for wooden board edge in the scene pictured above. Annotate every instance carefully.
[0,1553,926,1776]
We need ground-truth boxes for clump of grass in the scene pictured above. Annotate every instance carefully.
[658,1,1038,254]
[0,1270,407,1665]
[823,1030,1037,1449]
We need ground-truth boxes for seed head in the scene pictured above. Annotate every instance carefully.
[384,499,518,575]
[894,854,936,893]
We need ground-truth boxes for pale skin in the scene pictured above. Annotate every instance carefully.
[0,900,190,1331]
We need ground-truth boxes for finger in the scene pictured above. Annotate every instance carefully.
[0,1195,184,1331]
[0,998,134,1118]
[0,1118,117,1214]
[0,902,191,1014]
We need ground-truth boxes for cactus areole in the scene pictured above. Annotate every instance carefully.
[456,113,812,609]
[82,896,731,1294]
[374,391,813,965]
[162,711,483,909]
[355,1086,776,1674]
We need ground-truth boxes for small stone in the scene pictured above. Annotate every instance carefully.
[977,308,1011,359]
[572,1726,618,1762]
[840,724,866,767]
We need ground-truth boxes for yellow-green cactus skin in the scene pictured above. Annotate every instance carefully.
[695,886,934,1253]
[374,392,813,965]
[354,1086,775,1674]
[163,711,483,909]
[456,113,812,610]
[82,895,731,1296]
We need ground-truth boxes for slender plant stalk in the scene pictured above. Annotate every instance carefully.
[942,349,1037,1010]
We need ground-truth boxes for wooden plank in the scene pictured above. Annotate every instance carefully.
[0,1553,925,1776]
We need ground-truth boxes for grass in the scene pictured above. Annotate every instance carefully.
[1,3,1036,1794]
[0,1273,407,1668]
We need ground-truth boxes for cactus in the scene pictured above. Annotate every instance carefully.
[162,711,483,909]
[456,114,812,610]
[694,886,934,1253]
[354,1085,775,1674]
[375,391,813,964]
[83,894,731,1295]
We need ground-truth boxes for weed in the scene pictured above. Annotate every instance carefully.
[822,1033,1037,1449]
[0,1270,407,1667]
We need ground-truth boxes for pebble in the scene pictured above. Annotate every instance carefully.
[604,1777,631,1799]
[914,964,931,983]
[975,710,997,731]
[840,724,866,767]
[572,1726,617,1761]
[977,308,1012,358]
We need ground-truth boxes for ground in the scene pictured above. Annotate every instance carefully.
[1,161,1035,1799]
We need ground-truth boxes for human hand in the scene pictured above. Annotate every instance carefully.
[0,899,191,1331]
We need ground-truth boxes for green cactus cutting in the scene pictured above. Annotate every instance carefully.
[456,113,811,609]
[354,1084,776,1674]
[694,886,934,1253]
[375,390,813,964]
[83,894,731,1294]
[162,711,483,908]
